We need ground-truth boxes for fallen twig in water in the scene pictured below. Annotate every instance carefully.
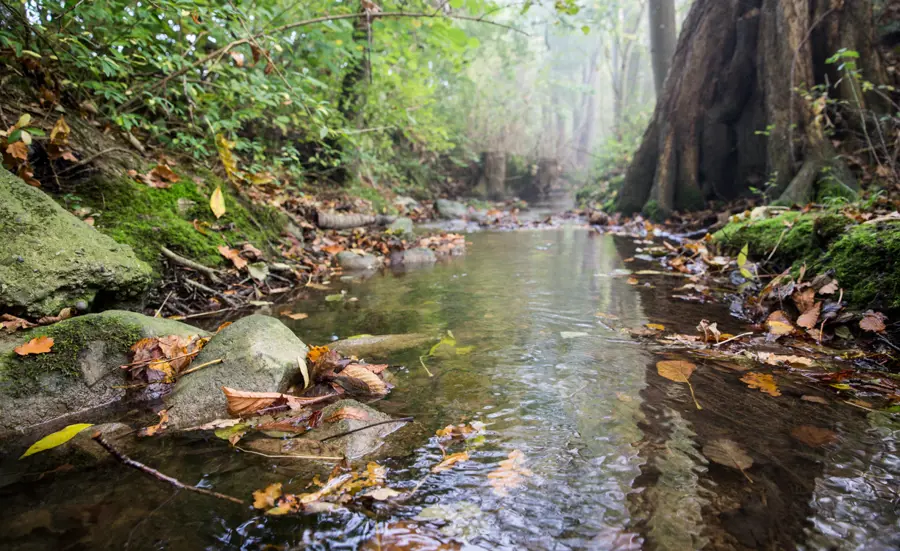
[418,355,434,377]
[235,446,343,461]
[91,432,245,504]
[713,332,754,347]
[319,417,414,443]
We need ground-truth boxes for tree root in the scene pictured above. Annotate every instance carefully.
[160,246,224,283]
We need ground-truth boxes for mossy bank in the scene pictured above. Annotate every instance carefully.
[714,210,900,310]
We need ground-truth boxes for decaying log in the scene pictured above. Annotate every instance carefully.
[316,211,395,230]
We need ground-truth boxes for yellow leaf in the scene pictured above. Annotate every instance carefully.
[253,483,283,509]
[210,187,226,219]
[20,423,94,459]
[49,116,70,145]
[645,323,665,331]
[765,310,794,337]
[431,451,470,473]
[741,372,781,397]
[656,360,701,410]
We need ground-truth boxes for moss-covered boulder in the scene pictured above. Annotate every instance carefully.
[0,311,208,437]
[0,169,153,317]
[165,315,308,429]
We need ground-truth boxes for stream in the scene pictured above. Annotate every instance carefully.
[2,226,899,550]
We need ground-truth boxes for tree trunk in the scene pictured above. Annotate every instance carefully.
[483,151,507,200]
[649,0,677,94]
[616,0,889,219]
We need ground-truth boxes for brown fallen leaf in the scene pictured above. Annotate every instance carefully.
[801,395,829,405]
[703,439,753,481]
[356,363,389,375]
[14,336,54,356]
[139,409,170,437]
[149,164,179,186]
[435,421,486,440]
[818,280,839,295]
[656,360,702,409]
[626,277,639,285]
[218,245,247,270]
[282,312,308,320]
[696,319,721,343]
[1,314,36,333]
[791,425,837,447]
[324,406,370,423]
[741,372,781,397]
[792,287,816,314]
[765,310,794,337]
[431,451,470,473]
[222,387,333,417]
[241,242,263,260]
[488,449,533,496]
[330,365,387,397]
[797,302,822,330]
[36,307,73,325]
[755,352,813,367]
[859,310,887,333]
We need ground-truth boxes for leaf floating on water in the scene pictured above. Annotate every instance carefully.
[765,310,794,338]
[656,360,702,410]
[435,421,486,440]
[432,451,470,473]
[740,372,781,397]
[702,439,753,480]
[364,487,402,501]
[790,425,837,447]
[20,423,94,458]
[253,483,283,509]
[488,449,533,496]
[14,336,54,356]
[560,331,588,339]
[859,310,887,333]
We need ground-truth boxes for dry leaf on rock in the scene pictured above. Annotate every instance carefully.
[222,387,332,416]
[797,302,821,330]
[859,310,887,333]
[791,425,837,447]
[1,314,35,333]
[324,406,370,423]
[741,372,781,397]
[14,336,54,356]
[703,439,753,476]
[488,449,533,496]
[218,245,247,270]
[283,312,308,320]
[765,310,794,337]
[432,451,470,473]
[330,365,387,397]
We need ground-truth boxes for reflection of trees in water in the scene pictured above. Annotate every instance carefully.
[612,234,884,550]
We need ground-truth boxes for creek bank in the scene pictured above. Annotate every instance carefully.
[713,209,900,310]
[0,168,153,317]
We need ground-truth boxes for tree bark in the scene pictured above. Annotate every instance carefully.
[483,151,507,200]
[616,0,889,218]
[648,0,677,94]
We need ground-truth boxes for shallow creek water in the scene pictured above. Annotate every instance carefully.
[2,228,899,550]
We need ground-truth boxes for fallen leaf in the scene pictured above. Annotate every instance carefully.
[216,321,232,333]
[210,186,226,218]
[626,277,639,285]
[221,387,332,416]
[218,245,247,270]
[656,360,701,409]
[696,319,721,343]
[435,421,486,440]
[6,140,28,160]
[755,352,813,367]
[1,314,36,333]
[488,449,533,496]
[49,116,70,145]
[765,310,794,337]
[149,163,179,184]
[797,302,821,330]
[818,280,839,295]
[283,312,308,320]
[253,483,283,509]
[859,310,887,333]
[139,409,170,437]
[241,243,263,260]
[740,372,781,397]
[324,406,370,423]
[307,345,330,364]
[432,451,470,473]
[702,439,753,475]
[365,487,402,501]
[790,425,837,447]
[801,395,829,405]
[247,262,269,281]
[645,323,666,331]
[792,288,816,314]
[20,423,94,459]
[330,365,387,397]
[14,336,54,356]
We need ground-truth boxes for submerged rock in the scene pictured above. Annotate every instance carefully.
[0,168,152,317]
[336,251,382,271]
[387,217,415,237]
[0,311,207,437]
[330,333,432,359]
[390,247,436,267]
[166,315,308,429]
[435,199,468,219]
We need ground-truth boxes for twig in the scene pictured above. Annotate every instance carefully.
[713,332,754,347]
[179,358,224,377]
[154,291,174,318]
[91,432,245,504]
[160,246,224,283]
[56,147,134,174]
[418,355,434,377]
[184,278,240,307]
[169,307,238,321]
[319,417,414,443]
[235,446,343,461]
[765,227,789,263]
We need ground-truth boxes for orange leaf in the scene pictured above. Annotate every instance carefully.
[431,451,470,473]
[741,372,781,397]
[149,164,179,184]
[221,386,333,417]
[488,449,533,496]
[797,302,821,329]
[306,345,330,364]
[14,336,54,356]
[139,409,170,437]
[218,245,247,270]
[6,141,28,161]
[859,310,887,333]
[790,425,837,447]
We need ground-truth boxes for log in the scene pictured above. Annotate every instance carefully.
[316,211,396,230]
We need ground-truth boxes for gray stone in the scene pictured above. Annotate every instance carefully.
[336,251,382,271]
[393,196,421,211]
[0,168,153,317]
[0,311,207,437]
[330,333,433,359]
[386,217,415,237]
[166,315,308,429]
[435,199,468,219]
[392,247,436,267]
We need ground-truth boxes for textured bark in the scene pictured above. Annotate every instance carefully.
[483,151,507,200]
[648,0,677,94]
[617,0,887,217]
[316,211,393,230]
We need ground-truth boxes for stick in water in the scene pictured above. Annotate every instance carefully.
[92,432,245,505]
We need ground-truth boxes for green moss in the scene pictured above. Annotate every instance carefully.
[642,200,667,223]
[714,212,817,266]
[816,177,857,203]
[0,315,143,396]
[57,171,285,272]
[675,185,705,212]
[827,222,900,309]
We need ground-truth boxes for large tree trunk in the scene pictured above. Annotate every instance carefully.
[616,0,890,219]
[648,0,677,94]
[483,151,507,200]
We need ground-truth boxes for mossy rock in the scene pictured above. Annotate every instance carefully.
[827,221,900,309]
[0,168,153,317]
[58,170,286,272]
[0,311,208,437]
